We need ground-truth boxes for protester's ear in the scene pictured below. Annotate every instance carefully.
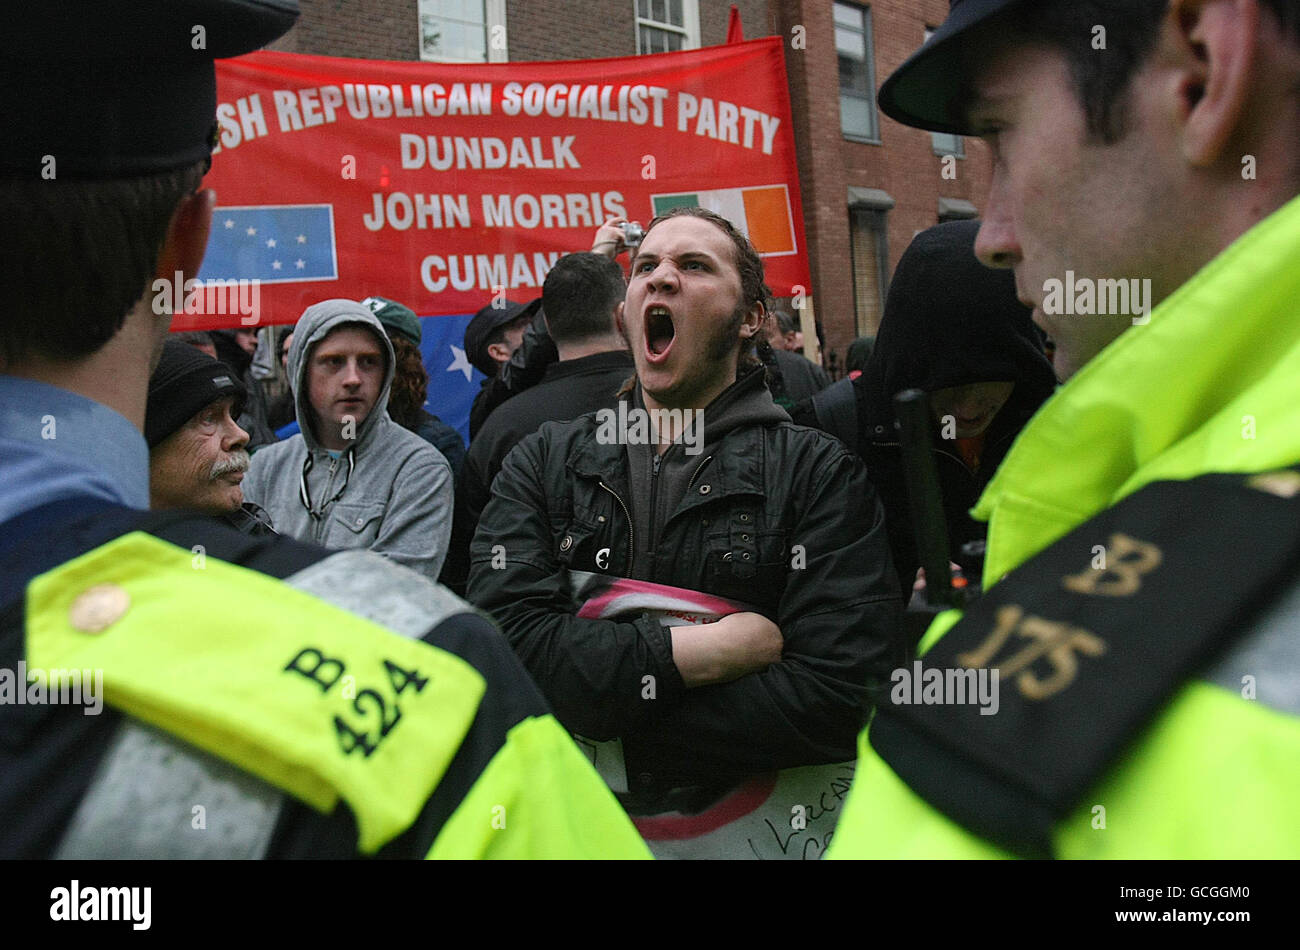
[486,341,511,364]
[738,301,766,339]
[1169,0,1259,167]
[614,301,626,337]
[155,187,216,287]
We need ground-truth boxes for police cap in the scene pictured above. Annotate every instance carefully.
[877,0,1030,136]
[1,1,299,179]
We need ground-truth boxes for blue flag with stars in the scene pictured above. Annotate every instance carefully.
[419,313,484,445]
[200,205,338,283]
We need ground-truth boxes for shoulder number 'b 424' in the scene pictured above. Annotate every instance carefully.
[284,646,430,757]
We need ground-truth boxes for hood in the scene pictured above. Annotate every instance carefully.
[286,299,396,454]
[697,363,789,444]
[857,219,1057,428]
[627,363,788,446]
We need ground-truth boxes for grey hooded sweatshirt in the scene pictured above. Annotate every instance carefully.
[243,300,453,580]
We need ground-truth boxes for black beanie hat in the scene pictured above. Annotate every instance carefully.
[146,339,247,448]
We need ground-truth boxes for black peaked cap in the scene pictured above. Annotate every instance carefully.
[877,0,1031,135]
[2,1,299,178]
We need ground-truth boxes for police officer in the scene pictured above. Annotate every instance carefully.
[828,0,1300,858]
[0,1,648,860]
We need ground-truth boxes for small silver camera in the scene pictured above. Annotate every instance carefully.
[620,222,644,246]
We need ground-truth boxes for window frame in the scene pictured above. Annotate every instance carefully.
[848,205,891,336]
[835,2,881,145]
[635,0,701,55]
[418,0,509,64]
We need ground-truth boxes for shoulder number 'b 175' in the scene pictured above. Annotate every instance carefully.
[954,534,1162,700]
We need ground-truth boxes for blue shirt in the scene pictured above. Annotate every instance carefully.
[0,376,149,525]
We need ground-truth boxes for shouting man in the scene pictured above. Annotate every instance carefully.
[468,207,903,853]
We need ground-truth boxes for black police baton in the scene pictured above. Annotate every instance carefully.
[893,388,975,612]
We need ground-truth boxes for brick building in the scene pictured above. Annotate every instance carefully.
[270,0,992,371]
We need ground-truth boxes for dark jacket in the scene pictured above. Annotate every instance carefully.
[467,303,557,439]
[848,220,1057,590]
[467,367,904,800]
[442,349,633,595]
[0,497,641,859]
[771,348,831,406]
[224,500,276,535]
[414,409,467,477]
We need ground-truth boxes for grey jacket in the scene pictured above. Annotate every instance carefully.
[243,300,452,580]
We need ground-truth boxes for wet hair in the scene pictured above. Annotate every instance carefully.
[0,161,207,366]
[386,333,428,431]
[992,0,1299,143]
[542,252,625,344]
[641,205,772,373]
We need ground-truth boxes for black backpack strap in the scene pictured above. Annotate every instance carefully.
[810,377,860,453]
[869,467,1300,857]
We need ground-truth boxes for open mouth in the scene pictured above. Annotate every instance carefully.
[645,305,675,361]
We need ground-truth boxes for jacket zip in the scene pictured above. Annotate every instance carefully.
[647,450,663,566]
[598,481,634,576]
[687,455,713,489]
[313,455,339,544]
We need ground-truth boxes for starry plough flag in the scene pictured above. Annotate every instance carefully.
[199,205,339,283]
[419,316,482,444]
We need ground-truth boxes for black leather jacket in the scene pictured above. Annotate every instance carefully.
[467,371,904,798]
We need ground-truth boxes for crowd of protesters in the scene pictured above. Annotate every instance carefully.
[9,0,1297,864]
[142,207,1051,856]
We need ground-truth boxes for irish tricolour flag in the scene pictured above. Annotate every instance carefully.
[651,185,797,257]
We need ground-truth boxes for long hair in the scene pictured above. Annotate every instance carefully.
[386,334,428,431]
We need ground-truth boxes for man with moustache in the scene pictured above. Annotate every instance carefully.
[146,339,274,534]
[468,207,903,832]
[0,0,649,860]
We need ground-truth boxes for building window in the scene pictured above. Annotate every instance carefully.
[924,29,964,156]
[836,3,879,143]
[938,197,978,223]
[420,1,508,63]
[636,0,700,54]
[849,206,890,336]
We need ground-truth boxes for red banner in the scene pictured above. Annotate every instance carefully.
[177,38,811,330]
